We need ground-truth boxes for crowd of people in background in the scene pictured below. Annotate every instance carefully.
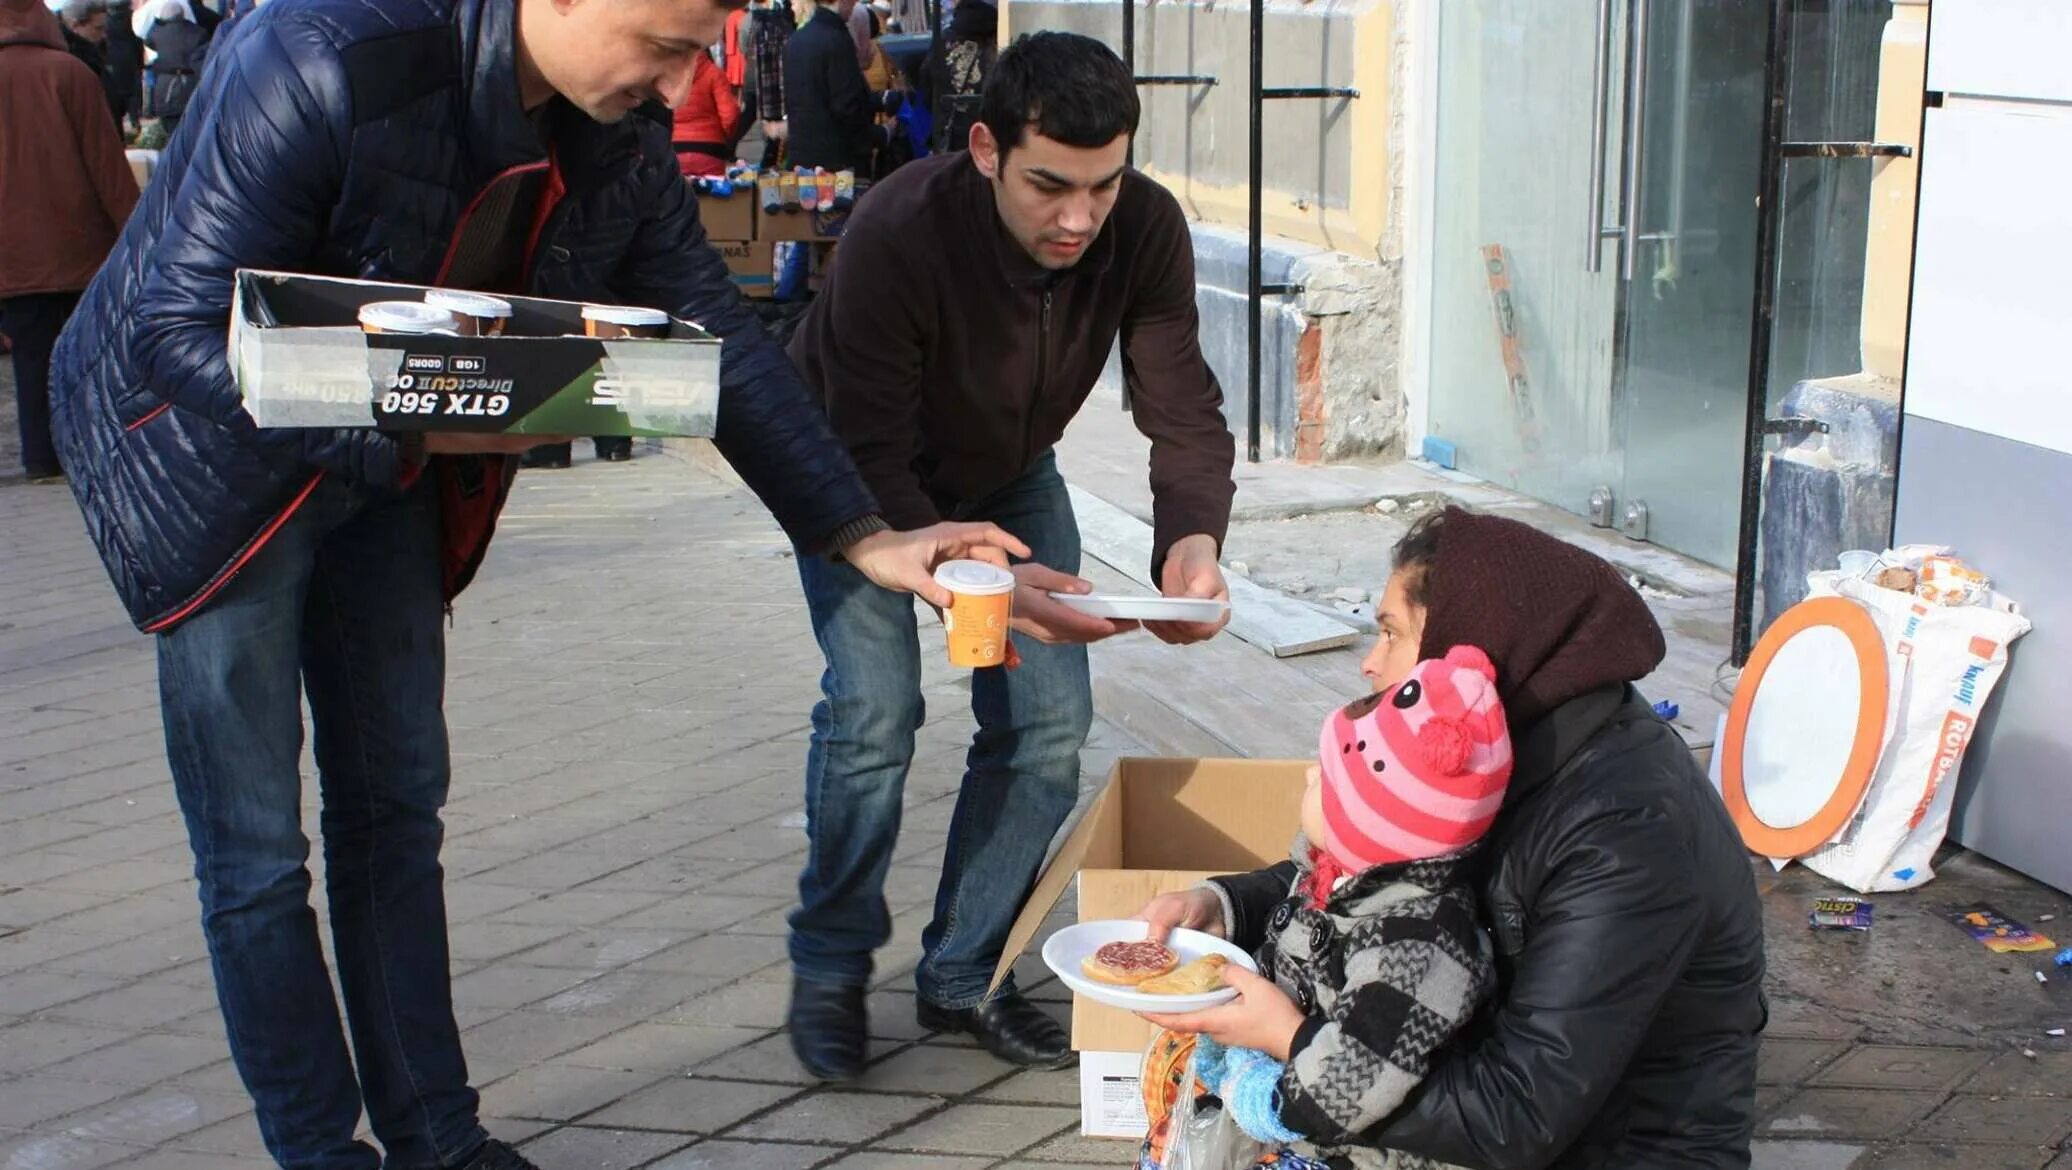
[2,0,141,484]
[688,0,1001,179]
[52,0,236,142]
[4,0,998,484]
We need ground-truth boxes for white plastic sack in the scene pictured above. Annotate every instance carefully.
[1800,546,2030,892]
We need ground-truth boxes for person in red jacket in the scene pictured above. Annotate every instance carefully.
[673,51,741,177]
[0,0,138,483]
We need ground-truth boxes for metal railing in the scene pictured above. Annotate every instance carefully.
[1123,0,1356,462]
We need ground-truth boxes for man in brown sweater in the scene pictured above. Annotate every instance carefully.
[0,0,138,482]
[783,31,1237,1079]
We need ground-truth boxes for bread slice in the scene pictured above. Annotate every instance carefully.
[1138,953,1230,996]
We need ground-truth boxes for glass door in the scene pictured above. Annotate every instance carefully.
[1616,0,1770,568]
[1428,0,1771,570]
[1427,0,1627,524]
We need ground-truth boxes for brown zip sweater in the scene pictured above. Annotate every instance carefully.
[788,151,1236,575]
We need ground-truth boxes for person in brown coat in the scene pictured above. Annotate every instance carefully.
[0,0,137,482]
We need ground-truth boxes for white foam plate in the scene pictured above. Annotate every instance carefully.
[1042,921,1257,1014]
[1047,593,1230,623]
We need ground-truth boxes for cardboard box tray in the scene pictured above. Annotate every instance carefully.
[231,271,721,437]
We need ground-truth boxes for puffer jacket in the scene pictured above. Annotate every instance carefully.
[143,14,207,120]
[1215,688,1766,1170]
[52,0,879,633]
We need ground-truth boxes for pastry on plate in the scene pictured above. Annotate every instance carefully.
[1139,953,1230,996]
[1082,940,1179,986]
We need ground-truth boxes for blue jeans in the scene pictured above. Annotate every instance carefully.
[155,476,483,1170]
[791,453,1093,1008]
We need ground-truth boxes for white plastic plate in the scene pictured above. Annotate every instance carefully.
[1042,921,1257,1014]
[1047,593,1230,623]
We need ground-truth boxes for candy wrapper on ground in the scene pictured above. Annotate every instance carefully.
[1810,898,1875,931]
[1949,905,2057,954]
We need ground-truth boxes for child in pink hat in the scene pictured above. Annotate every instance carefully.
[1149,646,1513,1167]
[1304,643,1514,903]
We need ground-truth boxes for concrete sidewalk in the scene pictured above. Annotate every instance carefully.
[1,390,2068,1168]
[0,445,1136,1169]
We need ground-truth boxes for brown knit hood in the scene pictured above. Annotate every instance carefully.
[0,0,65,48]
[1416,508,1666,728]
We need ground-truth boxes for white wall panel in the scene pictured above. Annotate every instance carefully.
[1905,100,2072,456]
[1927,0,2072,103]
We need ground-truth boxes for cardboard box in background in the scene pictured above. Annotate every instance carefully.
[991,757,1310,1137]
[758,206,849,242]
[697,191,757,243]
[719,240,775,299]
[230,270,721,437]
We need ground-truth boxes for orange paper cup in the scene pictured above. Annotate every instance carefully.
[934,560,1015,669]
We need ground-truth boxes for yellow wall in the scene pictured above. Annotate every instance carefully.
[1001,1,1397,256]
[1862,0,1928,379]
[1135,1,1394,255]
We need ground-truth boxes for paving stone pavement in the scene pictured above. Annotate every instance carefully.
[2,383,2069,1168]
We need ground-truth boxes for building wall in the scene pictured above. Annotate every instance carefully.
[1006,0,1396,256]
[1007,0,1409,460]
[1892,0,2072,893]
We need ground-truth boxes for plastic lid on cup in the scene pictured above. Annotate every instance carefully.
[424,289,514,318]
[933,560,1015,596]
[581,304,672,327]
[358,301,458,334]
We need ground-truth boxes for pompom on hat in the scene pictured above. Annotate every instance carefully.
[1315,645,1514,871]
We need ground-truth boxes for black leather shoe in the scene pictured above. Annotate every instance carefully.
[520,443,571,470]
[787,977,869,1081]
[448,1138,541,1170]
[917,990,1075,1070]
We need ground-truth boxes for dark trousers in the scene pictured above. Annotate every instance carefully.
[1,290,81,477]
[156,477,485,1170]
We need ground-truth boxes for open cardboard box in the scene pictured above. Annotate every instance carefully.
[991,757,1308,1135]
[230,270,720,436]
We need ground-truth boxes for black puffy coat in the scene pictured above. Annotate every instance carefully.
[143,14,207,121]
[783,5,883,173]
[52,0,879,633]
[1216,687,1766,1170]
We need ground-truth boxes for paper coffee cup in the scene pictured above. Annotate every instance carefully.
[581,304,670,339]
[359,301,458,335]
[933,560,1015,668]
[423,289,513,336]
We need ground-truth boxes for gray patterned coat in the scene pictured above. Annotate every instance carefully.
[1210,841,1494,1169]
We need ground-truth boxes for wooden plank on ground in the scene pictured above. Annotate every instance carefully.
[1068,486,1360,659]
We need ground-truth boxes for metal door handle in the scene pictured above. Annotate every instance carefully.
[1622,0,1653,282]
[1585,0,1613,273]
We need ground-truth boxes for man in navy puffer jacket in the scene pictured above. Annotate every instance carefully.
[48,1,1021,1167]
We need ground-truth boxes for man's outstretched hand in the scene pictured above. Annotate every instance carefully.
[1147,533,1231,644]
[844,522,1031,607]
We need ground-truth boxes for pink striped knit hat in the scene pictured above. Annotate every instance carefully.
[1316,645,1514,870]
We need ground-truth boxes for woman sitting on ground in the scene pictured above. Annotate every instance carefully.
[1137,507,1767,1169]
